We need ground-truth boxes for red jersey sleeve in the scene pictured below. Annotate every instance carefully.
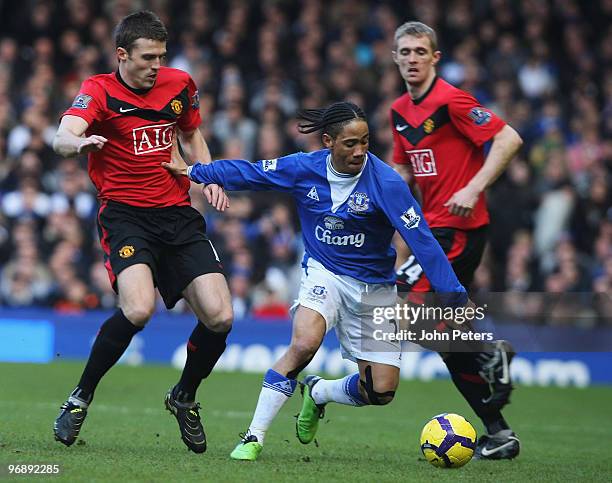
[448,90,505,147]
[177,76,201,132]
[63,78,107,125]
[390,108,410,165]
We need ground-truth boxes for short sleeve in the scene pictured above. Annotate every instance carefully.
[448,90,505,147]
[177,76,201,132]
[62,78,106,125]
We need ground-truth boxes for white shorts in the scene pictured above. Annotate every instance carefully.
[293,257,401,368]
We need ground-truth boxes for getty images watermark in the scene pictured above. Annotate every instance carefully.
[370,302,493,343]
[361,291,611,353]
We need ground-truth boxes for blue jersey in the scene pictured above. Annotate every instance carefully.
[188,149,466,302]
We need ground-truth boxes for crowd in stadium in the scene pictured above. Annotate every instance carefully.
[0,0,609,325]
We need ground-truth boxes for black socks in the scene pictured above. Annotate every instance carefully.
[173,321,230,403]
[74,309,142,403]
[443,352,509,435]
[73,314,229,406]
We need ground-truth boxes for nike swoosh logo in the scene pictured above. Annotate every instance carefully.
[396,124,408,132]
[119,107,138,113]
[480,438,519,457]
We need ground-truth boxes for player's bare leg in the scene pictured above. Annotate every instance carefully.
[165,273,233,453]
[54,264,155,446]
[230,306,326,460]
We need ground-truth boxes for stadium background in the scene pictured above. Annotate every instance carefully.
[0,0,610,385]
[0,2,611,481]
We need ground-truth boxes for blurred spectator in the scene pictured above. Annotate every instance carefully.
[0,0,608,326]
[47,158,96,220]
[2,177,51,221]
[0,260,53,306]
[211,100,258,160]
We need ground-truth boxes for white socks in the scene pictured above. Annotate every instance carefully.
[247,369,297,444]
[311,373,366,406]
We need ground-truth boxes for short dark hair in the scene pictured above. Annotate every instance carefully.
[297,101,367,139]
[114,10,168,53]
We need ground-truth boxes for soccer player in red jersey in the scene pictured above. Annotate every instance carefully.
[52,11,232,454]
[390,22,523,459]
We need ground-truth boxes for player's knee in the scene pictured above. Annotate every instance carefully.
[360,365,398,405]
[370,385,396,405]
[362,385,396,406]
[289,339,319,363]
[122,305,155,327]
[205,304,233,332]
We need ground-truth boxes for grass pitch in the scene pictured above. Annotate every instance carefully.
[1,362,611,482]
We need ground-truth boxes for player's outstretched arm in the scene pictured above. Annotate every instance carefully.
[382,177,467,305]
[179,129,227,210]
[164,152,298,194]
[53,115,107,157]
[444,124,523,217]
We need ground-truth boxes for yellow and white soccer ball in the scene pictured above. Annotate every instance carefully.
[420,413,477,468]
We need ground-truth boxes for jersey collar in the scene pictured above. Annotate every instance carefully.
[115,70,153,95]
[411,75,438,105]
[326,152,368,178]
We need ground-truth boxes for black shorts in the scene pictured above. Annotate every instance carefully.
[396,225,488,293]
[97,200,224,309]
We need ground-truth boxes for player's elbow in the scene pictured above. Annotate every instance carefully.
[52,132,62,154]
[52,129,73,157]
[508,126,523,151]
[498,125,523,153]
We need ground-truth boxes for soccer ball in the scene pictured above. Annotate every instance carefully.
[420,413,477,468]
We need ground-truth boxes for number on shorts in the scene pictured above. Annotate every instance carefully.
[396,255,423,285]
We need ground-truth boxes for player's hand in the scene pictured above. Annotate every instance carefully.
[161,138,188,176]
[77,135,107,154]
[202,184,230,211]
[444,185,480,217]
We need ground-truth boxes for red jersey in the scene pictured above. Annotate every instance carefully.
[63,66,201,207]
[391,77,505,230]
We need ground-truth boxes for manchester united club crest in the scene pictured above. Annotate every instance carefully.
[348,192,369,213]
[423,118,435,134]
[119,245,135,258]
[170,99,183,115]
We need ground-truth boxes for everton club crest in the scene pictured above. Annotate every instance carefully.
[348,192,369,213]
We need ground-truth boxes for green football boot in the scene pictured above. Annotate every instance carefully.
[296,375,326,444]
[230,432,263,461]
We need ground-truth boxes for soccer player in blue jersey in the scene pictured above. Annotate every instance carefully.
[163,101,470,461]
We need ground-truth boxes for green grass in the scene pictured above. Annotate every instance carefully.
[1,362,611,482]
